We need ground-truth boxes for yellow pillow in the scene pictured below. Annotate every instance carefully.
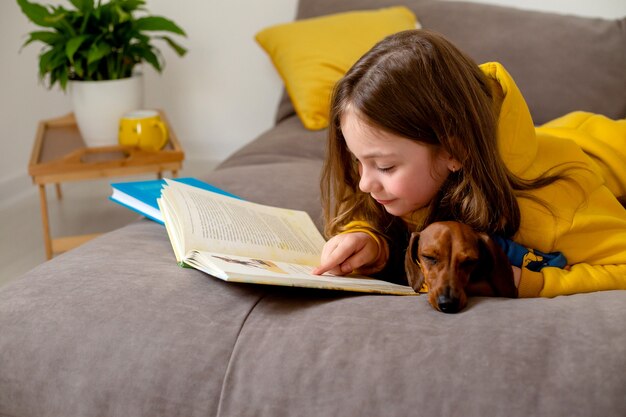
[255,7,418,130]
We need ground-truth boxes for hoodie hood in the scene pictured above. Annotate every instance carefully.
[480,62,538,176]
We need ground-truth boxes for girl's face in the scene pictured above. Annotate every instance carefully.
[341,110,457,217]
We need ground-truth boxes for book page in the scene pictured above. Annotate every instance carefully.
[185,251,417,296]
[160,180,326,265]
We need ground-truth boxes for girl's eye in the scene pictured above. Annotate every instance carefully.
[377,166,394,173]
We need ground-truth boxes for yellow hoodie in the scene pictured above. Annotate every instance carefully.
[482,62,626,298]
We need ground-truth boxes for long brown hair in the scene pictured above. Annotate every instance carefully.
[321,29,567,240]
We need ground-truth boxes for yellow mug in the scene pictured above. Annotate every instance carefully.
[119,110,168,151]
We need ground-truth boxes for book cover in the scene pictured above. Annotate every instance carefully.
[110,177,240,225]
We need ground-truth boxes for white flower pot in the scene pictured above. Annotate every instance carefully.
[69,75,144,148]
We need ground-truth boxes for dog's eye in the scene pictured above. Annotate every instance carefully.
[421,255,437,265]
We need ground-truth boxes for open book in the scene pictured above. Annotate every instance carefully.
[157,180,416,295]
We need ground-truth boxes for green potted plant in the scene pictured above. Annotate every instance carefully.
[17,0,187,147]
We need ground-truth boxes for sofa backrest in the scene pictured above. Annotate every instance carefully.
[276,0,626,126]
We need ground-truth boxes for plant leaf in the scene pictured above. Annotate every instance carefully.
[65,34,90,61]
[59,67,69,90]
[48,47,70,71]
[119,0,146,14]
[39,5,75,33]
[38,48,56,76]
[49,69,58,88]
[20,0,186,88]
[157,36,187,57]
[68,0,94,13]
[38,45,67,87]
[21,31,63,48]
[87,42,111,65]
[134,16,186,36]
[112,2,131,24]
[136,47,161,72]
[73,59,84,78]
[16,0,55,27]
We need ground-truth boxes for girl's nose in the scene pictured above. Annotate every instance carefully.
[359,169,376,193]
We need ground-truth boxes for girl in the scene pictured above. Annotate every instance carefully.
[312,29,626,298]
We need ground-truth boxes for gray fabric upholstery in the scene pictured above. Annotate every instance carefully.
[0,222,265,416]
[1,1,625,416]
[208,158,325,230]
[415,1,626,124]
[207,115,326,228]
[217,290,626,417]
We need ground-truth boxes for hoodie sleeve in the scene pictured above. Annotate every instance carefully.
[517,184,626,298]
[514,112,626,298]
[339,221,389,274]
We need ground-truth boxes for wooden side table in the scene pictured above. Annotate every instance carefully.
[28,112,185,259]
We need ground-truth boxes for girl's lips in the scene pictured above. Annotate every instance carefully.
[375,198,395,205]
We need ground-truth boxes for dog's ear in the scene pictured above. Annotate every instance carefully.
[476,234,517,298]
[405,232,425,292]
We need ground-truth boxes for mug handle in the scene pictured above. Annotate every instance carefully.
[154,119,168,149]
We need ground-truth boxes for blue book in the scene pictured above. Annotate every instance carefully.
[109,177,241,225]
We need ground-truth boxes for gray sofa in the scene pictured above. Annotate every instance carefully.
[1,1,625,416]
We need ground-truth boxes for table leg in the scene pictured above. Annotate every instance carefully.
[38,184,53,260]
[157,170,178,179]
[55,183,62,200]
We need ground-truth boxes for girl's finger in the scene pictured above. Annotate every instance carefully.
[314,239,357,275]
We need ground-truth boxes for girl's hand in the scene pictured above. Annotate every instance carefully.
[312,232,381,276]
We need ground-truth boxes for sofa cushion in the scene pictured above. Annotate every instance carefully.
[218,115,326,169]
[0,222,268,417]
[206,115,326,229]
[215,289,626,417]
[206,160,325,230]
[256,6,418,130]
[416,1,626,124]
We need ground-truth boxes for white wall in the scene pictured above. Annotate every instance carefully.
[1,0,625,206]
[457,0,626,18]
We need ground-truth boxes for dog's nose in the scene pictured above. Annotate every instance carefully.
[437,294,460,314]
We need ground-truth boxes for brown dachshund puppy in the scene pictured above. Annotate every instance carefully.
[405,221,517,313]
